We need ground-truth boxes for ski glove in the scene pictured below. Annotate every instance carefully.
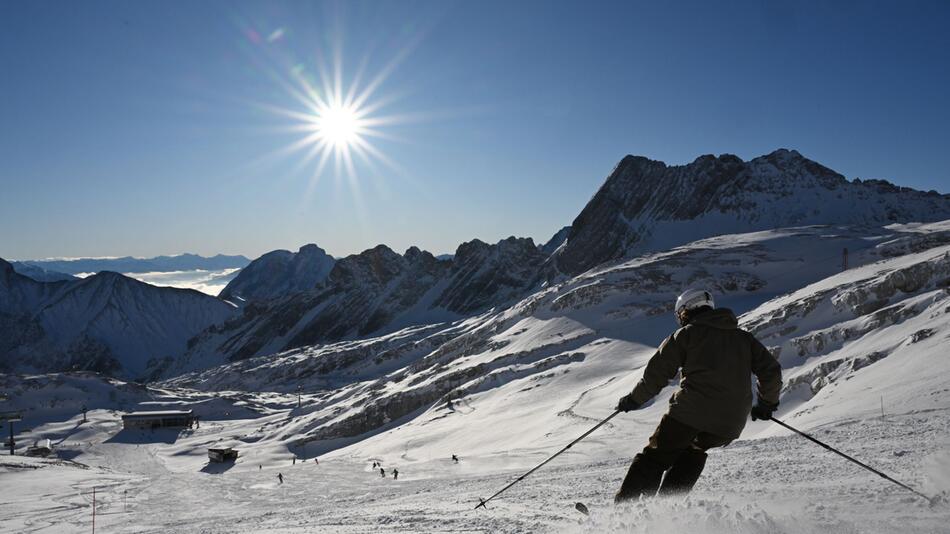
[616,393,641,413]
[750,401,778,421]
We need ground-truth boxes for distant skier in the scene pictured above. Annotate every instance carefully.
[292,457,296,465]
[372,461,378,469]
[451,454,459,463]
[393,468,399,480]
[259,464,262,470]
[613,289,782,503]
[314,457,319,464]
[277,472,283,484]
[380,467,386,478]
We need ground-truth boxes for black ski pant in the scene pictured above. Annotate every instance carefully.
[615,414,731,503]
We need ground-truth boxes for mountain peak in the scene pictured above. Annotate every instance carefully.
[298,243,328,256]
[219,243,336,303]
[554,149,950,276]
[766,147,802,160]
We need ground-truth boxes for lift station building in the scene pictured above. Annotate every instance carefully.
[121,410,195,430]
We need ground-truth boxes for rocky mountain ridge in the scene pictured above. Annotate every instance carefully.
[179,149,950,373]
[553,149,950,275]
[179,236,549,371]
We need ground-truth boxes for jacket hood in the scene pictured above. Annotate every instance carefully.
[689,307,738,330]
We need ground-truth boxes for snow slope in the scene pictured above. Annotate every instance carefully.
[3,223,950,533]
[161,223,949,459]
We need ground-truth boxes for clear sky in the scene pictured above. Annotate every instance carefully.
[2,0,949,260]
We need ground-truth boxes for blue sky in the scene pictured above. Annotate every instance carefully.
[2,0,949,260]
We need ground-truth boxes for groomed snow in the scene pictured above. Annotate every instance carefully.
[3,222,950,532]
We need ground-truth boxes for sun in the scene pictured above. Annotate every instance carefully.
[268,65,399,188]
[312,103,360,150]
[250,29,416,196]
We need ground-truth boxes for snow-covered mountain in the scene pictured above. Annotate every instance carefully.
[170,150,950,377]
[553,149,950,276]
[4,222,950,533]
[219,244,335,303]
[164,222,950,457]
[0,259,237,379]
[17,253,250,275]
[177,150,950,375]
[180,236,548,371]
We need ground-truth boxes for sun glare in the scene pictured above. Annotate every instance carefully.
[247,23,422,203]
[313,103,360,149]
[264,58,403,193]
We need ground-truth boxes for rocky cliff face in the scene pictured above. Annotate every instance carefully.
[181,237,549,369]
[0,259,236,379]
[434,236,548,313]
[219,244,335,303]
[554,149,950,276]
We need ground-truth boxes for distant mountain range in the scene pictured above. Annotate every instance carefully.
[14,253,250,275]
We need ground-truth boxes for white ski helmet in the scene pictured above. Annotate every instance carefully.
[675,288,715,321]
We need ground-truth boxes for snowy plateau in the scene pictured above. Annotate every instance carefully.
[2,150,950,533]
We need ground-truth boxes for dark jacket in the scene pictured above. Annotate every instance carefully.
[628,308,782,439]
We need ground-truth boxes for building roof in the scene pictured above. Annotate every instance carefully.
[122,410,194,419]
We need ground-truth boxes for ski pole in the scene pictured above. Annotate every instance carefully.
[770,416,935,504]
[475,410,621,510]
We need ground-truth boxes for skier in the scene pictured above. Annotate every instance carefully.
[259,464,262,470]
[393,468,399,480]
[292,456,296,465]
[613,289,782,503]
[314,457,319,464]
[372,461,378,469]
[277,472,283,484]
[451,454,459,463]
[380,467,386,478]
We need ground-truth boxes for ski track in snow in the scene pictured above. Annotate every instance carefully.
[1,411,948,533]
